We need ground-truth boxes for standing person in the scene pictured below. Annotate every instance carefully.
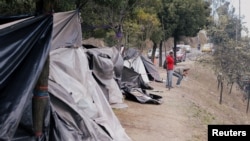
[173,67,190,87]
[166,51,174,89]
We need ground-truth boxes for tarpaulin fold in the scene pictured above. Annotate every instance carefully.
[0,15,53,140]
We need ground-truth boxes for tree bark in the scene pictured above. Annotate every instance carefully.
[219,82,223,104]
[173,36,177,65]
[151,41,157,64]
[159,40,163,67]
[33,0,52,137]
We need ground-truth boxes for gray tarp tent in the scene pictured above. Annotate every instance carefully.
[123,48,162,83]
[0,10,131,141]
[49,10,131,141]
[85,47,126,106]
[121,48,163,104]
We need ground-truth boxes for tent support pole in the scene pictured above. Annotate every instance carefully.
[32,0,54,137]
[33,55,50,137]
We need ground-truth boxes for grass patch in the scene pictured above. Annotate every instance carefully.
[189,102,216,125]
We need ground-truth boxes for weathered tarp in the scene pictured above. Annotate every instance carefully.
[124,56,150,83]
[0,15,53,140]
[121,66,153,90]
[49,47,131,141]
[121,48,163,104]
[0,15,32,25]
[0,10,132,141]
[51,10,82,50]
[140,55,162,82]
[49,10,131,141]
[121,67,163,104]
[86,47,125,105]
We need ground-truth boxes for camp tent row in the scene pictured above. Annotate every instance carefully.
[0,9,162,141]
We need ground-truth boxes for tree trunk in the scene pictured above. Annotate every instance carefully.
[229,82,233,94]
[33,0,53,138]
[159,40,163,67]
[173,36,177,65]
[151,41,157,63]
[219,82,223,104]
[247,91,250,113]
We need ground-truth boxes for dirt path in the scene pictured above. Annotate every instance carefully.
[114,60,250,141]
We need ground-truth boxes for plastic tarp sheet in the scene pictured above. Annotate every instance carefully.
[51,10,82,50]
[121,67,163,104]
[48,10,130,140]
[123,48,150,83]
[124,56,150,83]
[124,88,163,104]
[140,55,162,82]
[121,66,153,90]
[0,15,32,25]
[86,47,125,105]
[0,15,53,140]
[49,76,113,141]
[110,47,124,88]
[0,9,132,141]
[49,47,132,141]
[0,17,33,29]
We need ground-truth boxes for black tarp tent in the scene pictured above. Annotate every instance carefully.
[0,14,53,141]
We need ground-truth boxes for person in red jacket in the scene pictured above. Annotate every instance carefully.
[166,51,174,88]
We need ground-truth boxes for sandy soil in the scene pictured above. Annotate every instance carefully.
[114,59,250,141]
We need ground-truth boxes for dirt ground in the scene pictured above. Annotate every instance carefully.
[114,59,250,141]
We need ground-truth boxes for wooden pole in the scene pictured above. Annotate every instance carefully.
[33,0,54,137]
[246,89,250,113]
[33,56,50,137]
[246,94,249,113]
[219,82,223,104]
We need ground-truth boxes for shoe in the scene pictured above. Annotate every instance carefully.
[176,85,180,88]
[166,85,174,88]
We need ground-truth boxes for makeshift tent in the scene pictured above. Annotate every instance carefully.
[121,66,163,104]
[0,10,131,141]
[121,66,153,90]
[140,55,162,82]
[49,47,130,141]
[50,10,131,141]
[0,14,53,140]
[82,46,163,105]
[123,48,162,83]
[120,48,163,104]
[85,47,126,107]
[123,48,150,83]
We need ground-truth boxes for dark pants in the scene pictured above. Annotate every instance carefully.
[173,72,183,85]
